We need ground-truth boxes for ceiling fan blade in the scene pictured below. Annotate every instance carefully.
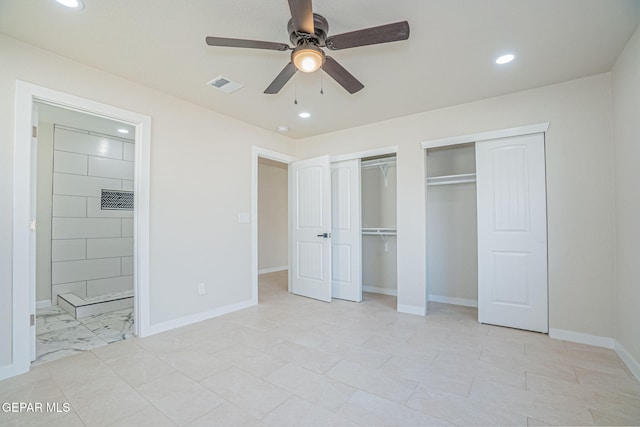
[322,56,364,94]
[264,62,297,94]
[325,21,410,50]
[206,36,290,51]
[288,0,314,34]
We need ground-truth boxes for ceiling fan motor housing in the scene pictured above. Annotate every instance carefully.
[288,13,329,46]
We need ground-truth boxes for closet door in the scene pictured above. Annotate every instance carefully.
[289,155,332,302]
[476,133,548,333]
[331,160,362,302]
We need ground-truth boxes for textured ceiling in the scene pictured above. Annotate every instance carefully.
[1,0,639,139]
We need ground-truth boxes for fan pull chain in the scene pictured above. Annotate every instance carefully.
[320,66,324,95]
[294,74,298,105]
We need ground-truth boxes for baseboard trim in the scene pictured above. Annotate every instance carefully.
[549,328,640,382]
[258,266,288,274]
[36,299,52,309]
[0,362,29,382]
[548,328,615,349]
[145,299,255,336]
[397,304,426,316]
[363,285,397,296]
[428,294,478,308]
[614,341,640,383]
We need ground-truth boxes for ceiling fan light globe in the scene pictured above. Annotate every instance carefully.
[300,56,319,72]
[292,45,325,73]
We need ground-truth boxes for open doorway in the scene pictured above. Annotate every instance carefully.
[250,147,295,305]
[34,103,137,364]
[10,81,150,379]
[257,157,289,302]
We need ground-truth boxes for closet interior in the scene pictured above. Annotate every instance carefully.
[426,143,478,307]
[361,155,397,296]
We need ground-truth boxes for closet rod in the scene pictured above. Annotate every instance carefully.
[362,227,397,235]
[426,173,476,186]
[362,228,396,252]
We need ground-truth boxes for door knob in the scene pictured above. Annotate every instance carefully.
[316,232,331,238]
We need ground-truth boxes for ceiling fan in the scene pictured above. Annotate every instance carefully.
[205,0,410,94]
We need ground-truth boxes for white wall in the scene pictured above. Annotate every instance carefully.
[257,158,288,272]
[362,235,397,294]
[297,73,616,335]
[612,25,640,372]
[361,164,397,229]
[0,35,295,369]
[427,184,478,303]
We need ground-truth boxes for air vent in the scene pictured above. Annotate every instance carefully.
[101,189,134,211]
[206,75,243,94]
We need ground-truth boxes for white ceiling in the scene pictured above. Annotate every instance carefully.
[1,0,639,139]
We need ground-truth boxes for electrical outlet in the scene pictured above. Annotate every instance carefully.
[198,283,206,295]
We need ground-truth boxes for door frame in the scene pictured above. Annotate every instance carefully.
[421,123,550,150]
[421,122,549,317]
[251,146,296,302]
[9,81,151,380]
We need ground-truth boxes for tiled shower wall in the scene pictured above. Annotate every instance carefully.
[51,126,135,302]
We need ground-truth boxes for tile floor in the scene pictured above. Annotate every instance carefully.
[2,270,639,426]
[35,305,135,365]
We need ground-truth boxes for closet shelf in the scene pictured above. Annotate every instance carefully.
[362,157,396,187]
[362,227,397,236]
[361,158,396,169]
[426,173,476,186]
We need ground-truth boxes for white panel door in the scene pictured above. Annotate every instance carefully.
[290,155,332,302]
[331,160,362,302]
[476,133,548,333]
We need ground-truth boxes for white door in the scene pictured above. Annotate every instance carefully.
[290,155,332,302]
[476,133,548,333]
[331,160,362,302]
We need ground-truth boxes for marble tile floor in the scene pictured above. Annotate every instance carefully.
[2,270,639,426]
[35,305,135,365]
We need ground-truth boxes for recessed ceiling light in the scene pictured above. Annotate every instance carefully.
[117,128,129,134]
[55,0,85,9]
[496,54,515,65]
[277,126,289,133]
[298,112,311,119]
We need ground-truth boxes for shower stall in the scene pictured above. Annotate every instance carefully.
[36,104,135,318]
